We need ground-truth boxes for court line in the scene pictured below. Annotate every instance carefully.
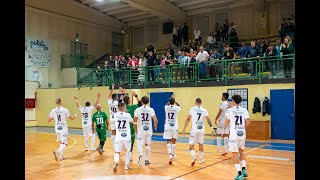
[25,136,77,160]
[25,132,51,143]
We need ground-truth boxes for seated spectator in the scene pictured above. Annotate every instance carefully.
[207,32,216,51]
[222,44,236,79]
[246,41,260,76]
[237,42,250,73]
[281,36,294,78]
[265,45,277,78]
[229,28,239,52]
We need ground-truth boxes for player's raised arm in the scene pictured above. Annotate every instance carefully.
[108,84,115,99]
[74,96,80,108]
[118,87,125,103]
[182,114,191,135]
[132,91,142,107]
[133,110,138,134]
[94,92,101,106]
[92,115,95,134]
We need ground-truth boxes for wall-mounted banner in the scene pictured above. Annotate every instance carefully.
[25,38,51,67]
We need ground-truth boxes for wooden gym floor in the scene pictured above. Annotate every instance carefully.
[26,127,295,180]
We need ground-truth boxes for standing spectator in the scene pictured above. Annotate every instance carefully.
[181,43,190,53]
[265,45,278,78]
[118,56,127,83]
[95,65,102,86]
[173,51,182,81]
[216,28,226,55]
[281,37,294,78]
[190,42,197,52]
[246,41,260,77]
[128,55,139,83]
[182,23,189,44]
[177,26,183,47]
[165,50,172,61]
[209,48,223,80]
[214,22,219,32]
[102,61,110,85]
[147,43,155,54]
[125,49,132,60]
[108,55,115,69]
[154,54,161,82]
[286,18,295,48]
[222,44,236,79]
[237,42,250,74]
[228,22,237,36]
[113,56,120,84]
[177,51,187,82]
[207,32,216,51]
[196,46,209,80]
[194,28,201,46]
[166,44,175,58]
[172,25,178,46]
[160,55,170,81]
[279,18,286,43]
[186,49,197,79]
[262,39,271,71]
[138,53,147,75]
[223,19,229,38]
[275,39,283,70]
[229,28,239,52]
[146,51,156,82]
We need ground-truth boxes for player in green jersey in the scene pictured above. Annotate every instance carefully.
[92,104,108,155]
[119,88,142,161]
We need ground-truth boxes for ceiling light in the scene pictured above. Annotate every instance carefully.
[96,0,104,2]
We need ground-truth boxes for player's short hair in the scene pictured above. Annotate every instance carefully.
[196,98,202,103]
[141,96,149,105]
[232,94,242,104]
[169,98,175,105]
[222,92,229,100]
[123,95,130,105]
[118,102,126,110]
[55,98,62,104]
[111,93,117,100]
[85,102,90,107]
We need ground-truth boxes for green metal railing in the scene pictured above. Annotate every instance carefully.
[76,54,294,89]
[61,54,96,70]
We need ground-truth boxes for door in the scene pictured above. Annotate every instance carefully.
[150,92,173,133]
[270,89,295,140]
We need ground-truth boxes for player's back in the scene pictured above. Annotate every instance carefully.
[227,106,249,140]
[114,112,133,141]
[108,99,119,119]
[219,101,228,120]
[79,106,94,126]
[165,105,181,130]
[189,106,208,133]
[50,107,70,132]
[135,105,155,134]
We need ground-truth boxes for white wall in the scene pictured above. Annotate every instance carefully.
[25,81,38,121]
[61,68,77,87]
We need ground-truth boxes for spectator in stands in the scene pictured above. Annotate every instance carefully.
[262,38,271,71]
[279,18,286,43]
[216,28,226,55]
[181,43,190,53]
[286,18,295,48]
[190,42,197,52]
[108,55,115,69]
[165,50,172,60]
[138,53,147,75]
[222,44,236,79]
[147,43,155,54]
[128,55,139,84]
[196,46,209,80]
[253,39,261,49]
[177,26,183,47]
[177,51,187,82]
[186,49,196,80]
[172,25,178,46]
[223,19,229,38]
[160,54,171,81]
[207,32,216,51]
[102,61,109,85]
[118,56,127,83]
[95,65,102,86]
[154,54,161,82]
[265,44,278,78]
[246,41,260,77]
[194,27,201,46]
[229,28,239,52]
[125,49,132,60]
[166,44,175,58]
[281,37,294,78]
[182,23,189,44]
[228,22,237,36]
[237,42,250,74]
[209,48,223,80]
[146,51,156,82]
[113,56,120,84]
[173,51,181,81]
[215,22,219,32]
[275,39,283,70]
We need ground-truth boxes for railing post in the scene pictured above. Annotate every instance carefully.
[168,65,171,88]
[258,58,262,84]
[144,67,147,89]
[224,60,228,86]
[90,70,93,88]
[129,68,132,89]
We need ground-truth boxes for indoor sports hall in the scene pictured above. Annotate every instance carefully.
[25,0,295,179]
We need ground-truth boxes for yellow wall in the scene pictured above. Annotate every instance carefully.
[36,83,294,134]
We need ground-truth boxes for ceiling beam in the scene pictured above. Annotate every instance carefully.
[100,4,128,12]
[187,6,228,16]
[107,7,133,15]
[169,0,179,2]
[117,12,149,19]
[123,14,154,22]
[177,0,212,7]
[182,0,238,11]
[90,0,119,8]
[81,0,96,5]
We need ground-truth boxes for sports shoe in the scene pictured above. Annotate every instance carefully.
[85,147,89,151]
[216,147,221,153]
[125,165,130,170]
[60,154,65,161]
[191,157,197,166]
[90,147,96,151]
[235,174,244,180]
[53,151,59,161]
[222,152,228,156]
[199,158,205,164]
[242,169,248,177]
[113,163,118,173]
[97,147,103,155]
[172,154,176,161]
[145,160,151,165]
[138,155,143,167]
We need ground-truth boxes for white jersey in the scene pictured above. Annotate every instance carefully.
[79,106,95,127]
[219,101,228,121]
[49,107,70,133]
[134,105,156,135]
[226,106,250,140]
[114,112,133,141]
[164,105,182,130]
[189,106,209,133]
[108,99,119,120]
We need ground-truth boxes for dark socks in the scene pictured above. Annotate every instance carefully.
[242,167,246,170]
[238,171,242,176]
[99,141,105,149]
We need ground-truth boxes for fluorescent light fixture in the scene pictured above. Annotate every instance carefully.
[96,0,104,2]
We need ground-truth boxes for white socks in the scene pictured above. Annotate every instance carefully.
[56,134,60,142]
[111,135,115,148]
[235,164,241,172]
[145,146,150,160]
[171,144,176,156]
[91,135,95,148]
[199,151,204,159]
[137,139,143,156]
[114,153,120,164]
[190,150,196,158]
[58,144,66,154]
[126,151,131,166]
[224,137,229,151]
[217,137,222,149]
[167,144,172,156]
[85,136,89,148]
[241,160,246,168]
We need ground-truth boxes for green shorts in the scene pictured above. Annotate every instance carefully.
[96,129,107,141]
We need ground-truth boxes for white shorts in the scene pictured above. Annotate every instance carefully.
[189,132,204,145]
[83,125,94,136]
[137,133,152,145]
[110,119,116,131]
[114,140,131,152]
[217,126,230,135]
[163,129,179,140]
[228,139,245,152]
[57,131,68,145]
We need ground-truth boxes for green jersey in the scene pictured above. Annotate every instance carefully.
[92,111,108,130]
[126,104,139,136]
